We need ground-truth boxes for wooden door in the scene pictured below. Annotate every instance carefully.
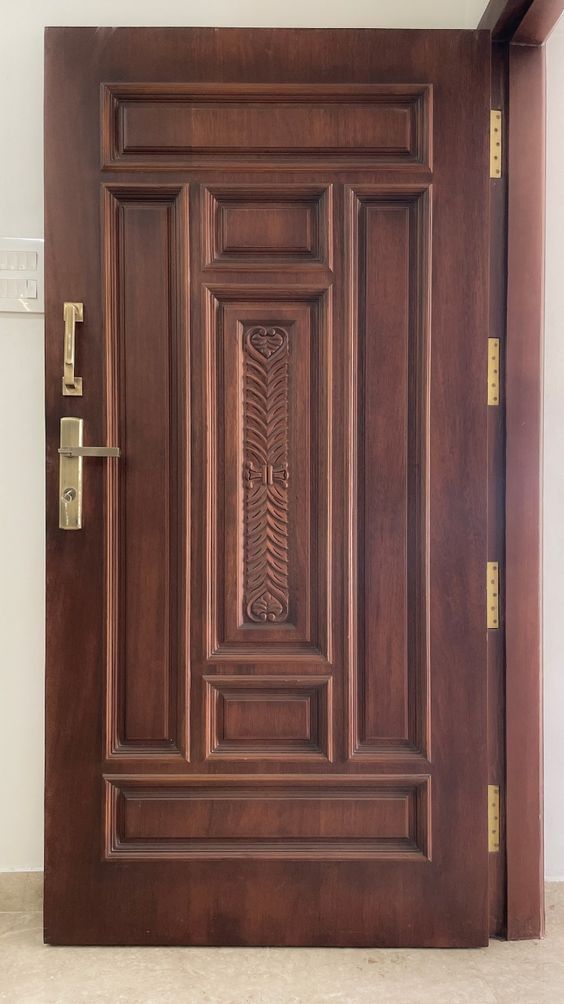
[44,27,490,947]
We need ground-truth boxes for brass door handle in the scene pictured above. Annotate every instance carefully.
[58,417,120,530]
[58,445,121,458]
[62,301,83,396]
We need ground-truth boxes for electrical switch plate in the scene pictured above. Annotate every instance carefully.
[0,238,44,313]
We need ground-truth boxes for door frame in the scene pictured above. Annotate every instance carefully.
[481,0,563,940]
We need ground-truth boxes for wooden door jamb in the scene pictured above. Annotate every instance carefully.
[480,0,564,941]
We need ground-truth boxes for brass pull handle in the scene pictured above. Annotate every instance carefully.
[58,418,120,530]
[62,301,83,396]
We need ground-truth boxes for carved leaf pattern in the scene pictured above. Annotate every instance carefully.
[243,325,289,623]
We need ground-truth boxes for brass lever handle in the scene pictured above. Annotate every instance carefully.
[62,302,83,396]
[58,445,121,458]
[58,417,121,530]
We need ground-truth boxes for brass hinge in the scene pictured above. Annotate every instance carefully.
[487,561,499,629]
[488,784,500,852]
[488,338,500,405]
[490,110,502,178]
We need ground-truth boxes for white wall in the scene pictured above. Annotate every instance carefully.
[0,0,558,874]
[544,25,564,881]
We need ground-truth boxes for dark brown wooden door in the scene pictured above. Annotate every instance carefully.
[45,27,490,947]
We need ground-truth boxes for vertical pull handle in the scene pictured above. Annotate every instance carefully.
[62,302,83,396]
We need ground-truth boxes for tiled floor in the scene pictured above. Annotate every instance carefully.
[1,882,563,1003]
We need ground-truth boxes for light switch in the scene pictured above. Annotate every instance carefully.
[0,238,44,313]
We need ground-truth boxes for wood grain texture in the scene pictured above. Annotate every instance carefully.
[202,185,332,267]
[505,41,545,941]
[346,187,430,759]
[204,675,333,760]
[104,774,430,859]
[45,27,490,948]
[102,83,431,170]
[103,186,190,759]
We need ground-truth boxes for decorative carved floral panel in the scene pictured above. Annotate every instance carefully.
[243,325,290,624]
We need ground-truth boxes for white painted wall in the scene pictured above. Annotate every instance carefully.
[544,24,564,882]
[0,0,560,874]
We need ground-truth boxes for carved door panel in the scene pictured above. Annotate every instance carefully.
[45,28,490,946]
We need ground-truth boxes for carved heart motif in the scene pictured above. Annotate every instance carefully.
[248,326,286,359]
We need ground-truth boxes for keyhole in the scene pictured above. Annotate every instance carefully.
[62,487,77,503]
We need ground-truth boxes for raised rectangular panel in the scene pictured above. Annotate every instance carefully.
[346,188,431,759]
[105,775,430,859]
[102,84,431,169]
[204,287,332,662]
[103,186,190,758]
[202,186,332,267]
[204,675,333,760]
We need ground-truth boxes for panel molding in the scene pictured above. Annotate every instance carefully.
[203,285,333,663]
[204,674,333,761]
[345,186,431,760]
[101,83,432,171]
[103,184,190,760]
[202,185,333,268]
[104,774,430,860]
